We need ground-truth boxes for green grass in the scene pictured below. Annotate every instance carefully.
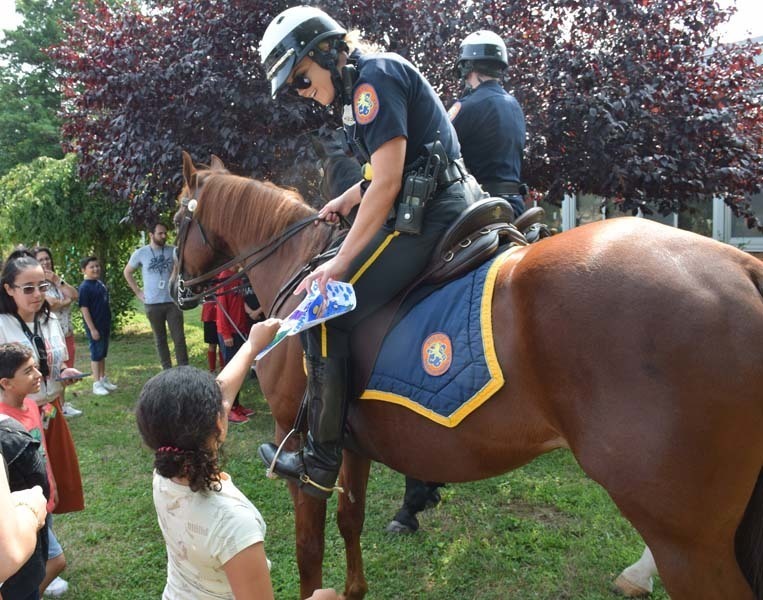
[54,309,668,599]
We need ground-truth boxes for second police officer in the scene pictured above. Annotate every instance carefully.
[450,30,527,220]
[388,29,529,534]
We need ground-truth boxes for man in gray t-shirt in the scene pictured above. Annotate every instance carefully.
[123,223,188,369]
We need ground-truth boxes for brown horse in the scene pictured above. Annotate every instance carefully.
[173,153,763,600]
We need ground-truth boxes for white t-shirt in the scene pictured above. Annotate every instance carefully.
[0,313,67,403]
[127,244,177,305]
[153,471,269,600]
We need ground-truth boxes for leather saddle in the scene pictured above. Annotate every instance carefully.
[424,200,544,284]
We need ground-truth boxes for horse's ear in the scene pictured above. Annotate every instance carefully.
[182,151,196,188]
[209,155,225,171]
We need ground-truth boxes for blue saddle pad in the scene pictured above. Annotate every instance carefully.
[360,247,518,427]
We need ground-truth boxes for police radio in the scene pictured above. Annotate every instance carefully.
[395,134,444,235]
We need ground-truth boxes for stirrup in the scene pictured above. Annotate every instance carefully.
[299,473,345,495]
[264,428,298,480]
[264,429,345,495]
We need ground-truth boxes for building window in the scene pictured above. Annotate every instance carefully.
[535,198,564,235]
[558,194,747,246]
[715,193,763,252]
[676,202,713,237]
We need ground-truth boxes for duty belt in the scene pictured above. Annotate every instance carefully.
[484,181,525,196]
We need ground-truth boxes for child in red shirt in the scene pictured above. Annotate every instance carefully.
[201,298,224,373]
[0,342,79,596]
[215,269,253,423]
[0,344,56,512]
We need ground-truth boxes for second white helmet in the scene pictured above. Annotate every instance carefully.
[457,30,509,72]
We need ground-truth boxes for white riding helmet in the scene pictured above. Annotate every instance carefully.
[260,6,347,99]
[457,30,509,75]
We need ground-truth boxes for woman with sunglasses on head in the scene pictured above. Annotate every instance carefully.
[32,248,78,370]
[258,7,472,498]
[33,247,82,418]
[0,249,84,598]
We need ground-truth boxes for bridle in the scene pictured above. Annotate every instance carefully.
[173,186,325,309]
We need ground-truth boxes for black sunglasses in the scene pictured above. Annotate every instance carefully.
[12,282,51,295]
[290,74,312,92]
[31,334,50,378]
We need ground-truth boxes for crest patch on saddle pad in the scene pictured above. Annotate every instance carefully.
[354,83,379,125]
[421,333,452,376]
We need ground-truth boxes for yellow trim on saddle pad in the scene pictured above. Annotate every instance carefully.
[359,246,520,427]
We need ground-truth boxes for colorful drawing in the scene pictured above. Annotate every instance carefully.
[255,281,357,360]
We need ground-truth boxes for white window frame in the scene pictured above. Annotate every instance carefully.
[713,196,763,252]
[559,195,763,253]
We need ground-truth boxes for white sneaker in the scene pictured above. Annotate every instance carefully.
[100,377,118,391]
[93,380,109,396]
[44,575,69,597]
[62,402,83,418]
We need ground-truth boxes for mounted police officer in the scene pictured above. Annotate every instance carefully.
[257,6,470,498]
[450,30,527,220]
[387,30,529,534]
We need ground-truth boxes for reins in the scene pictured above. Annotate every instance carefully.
[176,206,322,307]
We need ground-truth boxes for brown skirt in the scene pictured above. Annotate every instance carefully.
[45,396,84,513]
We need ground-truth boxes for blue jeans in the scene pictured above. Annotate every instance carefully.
[47,515,64,559]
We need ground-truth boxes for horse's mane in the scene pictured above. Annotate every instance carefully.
[195,170,316,246]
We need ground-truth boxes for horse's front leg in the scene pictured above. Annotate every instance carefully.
[337,451,371,600]
[288,481,329,599]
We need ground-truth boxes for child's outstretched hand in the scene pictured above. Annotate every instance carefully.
[248,318,282,351]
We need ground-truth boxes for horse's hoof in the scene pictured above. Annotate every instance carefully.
[612,574,651,597]
[385,519,417,534]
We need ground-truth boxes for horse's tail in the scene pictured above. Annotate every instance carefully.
[736,468,763,599]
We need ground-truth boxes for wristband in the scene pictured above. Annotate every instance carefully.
[14,500,41,525]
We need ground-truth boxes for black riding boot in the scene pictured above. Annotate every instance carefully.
[258,355,348,499]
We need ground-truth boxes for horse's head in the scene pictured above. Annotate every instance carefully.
[171,151,231,310]
[172,150,324,313]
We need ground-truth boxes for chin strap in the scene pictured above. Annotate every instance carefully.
[309,38,349,105]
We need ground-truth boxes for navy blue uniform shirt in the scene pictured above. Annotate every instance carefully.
[449,80,525,184]
[353,53,460,168]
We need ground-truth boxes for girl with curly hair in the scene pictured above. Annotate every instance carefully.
[136,319,282,599]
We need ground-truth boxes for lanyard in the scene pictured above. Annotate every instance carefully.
[14,314,50,379]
